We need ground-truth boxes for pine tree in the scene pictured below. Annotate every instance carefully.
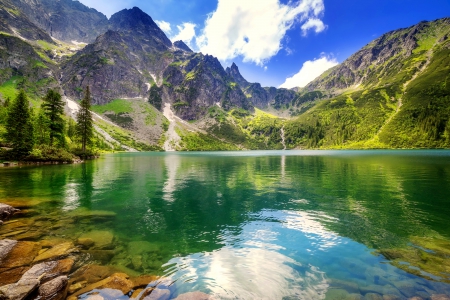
[76,86,93,154]
[5,90,34,158]
[42,89,65,146]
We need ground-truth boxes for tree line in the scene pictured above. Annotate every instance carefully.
[1,86,95,161]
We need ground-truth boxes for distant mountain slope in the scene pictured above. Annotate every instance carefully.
[10,0,109,43]
[226,62,297,109]
[284,18,450,149]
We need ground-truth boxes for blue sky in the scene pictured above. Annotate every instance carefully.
[78,0,450,88]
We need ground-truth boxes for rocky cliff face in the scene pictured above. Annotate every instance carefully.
[173,40,193,52]
[226,62,297,109]
[60,6,256,118]
[10,0,109,43]
[161,53,252,120]
[60,7,175,104]
[0,0,54,43]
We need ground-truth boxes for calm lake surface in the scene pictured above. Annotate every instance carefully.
[1,150,450,299]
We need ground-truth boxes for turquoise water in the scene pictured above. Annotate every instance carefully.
[1,150,450,299]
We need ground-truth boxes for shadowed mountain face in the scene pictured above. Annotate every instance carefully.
[226,62,297,109]
[0,0,54,43]
[10,0,109,43]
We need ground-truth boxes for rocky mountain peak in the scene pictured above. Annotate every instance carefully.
[226,62,249,88]
[109,7,172,48]
[173,40,193,52]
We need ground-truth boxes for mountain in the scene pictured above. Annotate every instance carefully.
[1,0,449,151]
[173,40,193,52]
[226,62,297,109]
[60,7,256,118]
[283,18,450,149]
[10,0,109,43]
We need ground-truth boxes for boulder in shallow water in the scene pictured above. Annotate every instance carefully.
[37,276,68,300]
[33,242,77,263]
[0,203,20,221]
[0,267,29,285]
[76,238,94,249]
[21,258,74,283]
[0,278,39,300]
[0,239,18,262]
[78,231,114,250]
[0,241,41,268]
[68,273,133,300]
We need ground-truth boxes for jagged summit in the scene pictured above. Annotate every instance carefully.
[109,7,172,48]
[174,40,193,52]
[226,62,250,88]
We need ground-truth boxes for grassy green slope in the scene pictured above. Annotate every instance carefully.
[282,18,450,149]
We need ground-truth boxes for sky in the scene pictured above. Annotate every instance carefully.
[77,0,450,88]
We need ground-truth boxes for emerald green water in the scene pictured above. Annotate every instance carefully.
[1,150,450,299]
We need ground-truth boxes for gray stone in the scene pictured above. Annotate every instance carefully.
[0,239,18,263]
[142,288,171,300]
[38,276,68,300]
[0,204,19,221]
[0,278,39,300]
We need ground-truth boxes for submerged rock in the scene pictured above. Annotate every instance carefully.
[78,231,114,250]
[21,259,74,283]
[36,276,68,300]
[127,241,160,256]
[33,242,77,263]
[81,250,114,264]
[0,239,18,262]
[68,208,117,220]
[0,241,41,268]
[68,273,133,300]
[0,278,39,300]
[0,204,20,221]
[0,266,29,285]
[76,238,94,249]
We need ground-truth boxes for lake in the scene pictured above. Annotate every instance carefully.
[1,150,450,299]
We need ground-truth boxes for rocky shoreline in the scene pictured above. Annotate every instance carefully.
[0,203,214,300]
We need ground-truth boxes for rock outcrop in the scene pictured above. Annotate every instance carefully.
[9,0,109,43]
[226,62,297,109]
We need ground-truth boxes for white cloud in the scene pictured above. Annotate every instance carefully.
[196,0,326,65]
[301,18,326,35]
[279,55,338,89]
[171,22,197,49]
[155,20,172,34]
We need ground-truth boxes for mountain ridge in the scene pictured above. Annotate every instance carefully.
[0,0,449,151]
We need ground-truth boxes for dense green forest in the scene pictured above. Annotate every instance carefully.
[0,87,109,162]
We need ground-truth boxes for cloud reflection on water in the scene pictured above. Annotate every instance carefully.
[164,209,336,299]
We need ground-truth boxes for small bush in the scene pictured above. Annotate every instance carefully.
[25,145,75,163]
